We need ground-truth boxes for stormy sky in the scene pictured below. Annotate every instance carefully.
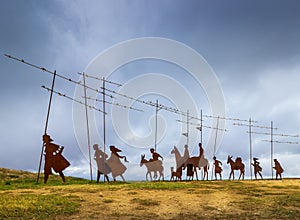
[0,0,299,180]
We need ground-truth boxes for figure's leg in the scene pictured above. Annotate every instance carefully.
[120,174,125,181]
[195,168,198,180]
[44,172,49,184]
[96,170,101,183]
[241,170,244,180]
[104,175,110,182]
[59,171,66,182]
[154,171,158,179]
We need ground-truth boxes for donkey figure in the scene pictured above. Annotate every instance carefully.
[227,155,245,180]
[140,154,164,181]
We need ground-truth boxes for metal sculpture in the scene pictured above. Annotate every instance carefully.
[251,157,263,180]
[273,159,284,180]
[213,156,223,180]
[227,155,245,180]
[140,154,164,181]
[106,145,128,181]
[43,134,70,183]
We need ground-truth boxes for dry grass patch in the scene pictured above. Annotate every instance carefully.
[1,168,300,219]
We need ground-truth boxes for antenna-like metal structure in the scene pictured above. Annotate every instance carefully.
[42,86,105,113]
[83,73,93,181]
[37,71,56,183]
[261,121,298,179]
[102,78,106,156]
[154,100,163,151]
[233,118,258,180]
[235,120,298,179]
[248,118,253,180]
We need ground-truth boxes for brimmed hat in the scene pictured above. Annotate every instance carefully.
[253,157,259,161]
[43,134,53,142]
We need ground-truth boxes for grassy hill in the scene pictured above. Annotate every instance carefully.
[0,168,299,219]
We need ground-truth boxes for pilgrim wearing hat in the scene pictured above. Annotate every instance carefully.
[252,157,263,180]
[43,134,70,183]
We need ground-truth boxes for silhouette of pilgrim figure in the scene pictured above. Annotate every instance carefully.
[140,154,164,181]
[149,148,163,178]
[213,156,223,180]
[106,145,128,181]
[199,143,204,159]
[43,134,70,183]
[149,148,163,162]
[273,159,284,180]
[183,144,190,162]
[251,157,263,180]
[93,144,111,182]
[184,143,209,180]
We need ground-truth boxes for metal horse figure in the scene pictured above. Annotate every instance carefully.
[140,154,164,181]
[227,155,245,180]
[171,145,209,180]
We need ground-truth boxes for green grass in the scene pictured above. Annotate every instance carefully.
[0,193,80,219]
[0,168,90,190]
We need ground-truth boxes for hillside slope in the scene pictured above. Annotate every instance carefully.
[1,168,299,219]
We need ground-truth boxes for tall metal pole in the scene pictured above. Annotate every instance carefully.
[213,117,220,157]
[200,109,203,146]
[249,118,253,180]
[37,70,56,183]
[211,116,220,180]
[271,121,274,180]
[154,99,158,151]
[186,110,189,146]
[102,78,106,154]
[102,78,106,182]
[83,73,93,181]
